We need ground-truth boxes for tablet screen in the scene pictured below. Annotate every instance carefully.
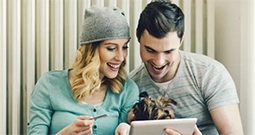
[130,118,197,135]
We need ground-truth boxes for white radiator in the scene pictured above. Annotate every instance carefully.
[0,0,215,134]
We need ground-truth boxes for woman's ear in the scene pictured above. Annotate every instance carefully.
[180,34,185,45]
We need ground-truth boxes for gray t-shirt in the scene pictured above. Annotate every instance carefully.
[129,51,239,135]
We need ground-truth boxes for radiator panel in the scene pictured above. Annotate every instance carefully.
[0,0,214,134]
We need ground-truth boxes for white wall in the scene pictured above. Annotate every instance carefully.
[240,0,255,134]
[215,0,241,93]
[1,0,214,134]
[2,0,254,134]
[215,0,255,134]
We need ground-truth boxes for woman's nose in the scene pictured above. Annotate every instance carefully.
[115,50,124,61]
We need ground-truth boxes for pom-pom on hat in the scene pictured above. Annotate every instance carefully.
[80,6,130,45]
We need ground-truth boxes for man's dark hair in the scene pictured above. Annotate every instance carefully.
[136,0,184,41]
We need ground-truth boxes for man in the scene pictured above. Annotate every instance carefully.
[129,0,244,135]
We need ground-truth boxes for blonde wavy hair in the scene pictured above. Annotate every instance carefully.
[71,42,128,102]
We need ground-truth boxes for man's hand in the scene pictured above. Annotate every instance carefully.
[164,125,202,135]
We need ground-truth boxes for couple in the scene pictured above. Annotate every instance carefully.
[27,1,243,135]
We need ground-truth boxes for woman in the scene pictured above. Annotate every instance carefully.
[27,6,139,135]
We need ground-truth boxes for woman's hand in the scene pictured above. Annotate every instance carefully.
[57,116,94,135]
[164,125,202,135]
[115,122,130,135]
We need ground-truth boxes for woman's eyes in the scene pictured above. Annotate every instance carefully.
[107,47,116,51]
[107,46,128,51]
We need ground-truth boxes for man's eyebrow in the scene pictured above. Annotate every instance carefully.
[144,45,156,51]
[144,45,175,52]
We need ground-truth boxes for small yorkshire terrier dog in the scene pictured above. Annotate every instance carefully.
[128,91,177,123]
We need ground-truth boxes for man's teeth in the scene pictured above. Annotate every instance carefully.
[153,65,165,70]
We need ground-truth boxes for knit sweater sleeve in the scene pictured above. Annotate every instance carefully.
[119,79,139,123]
[27,73,54,135]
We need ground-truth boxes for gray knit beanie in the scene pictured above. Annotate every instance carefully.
[80,6,130,45]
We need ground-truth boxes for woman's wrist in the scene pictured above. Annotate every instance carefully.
[56,125,71,135]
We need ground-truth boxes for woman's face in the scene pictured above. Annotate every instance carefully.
[98,38,129,79]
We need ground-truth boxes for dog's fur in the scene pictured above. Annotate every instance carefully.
[129,91,177,122]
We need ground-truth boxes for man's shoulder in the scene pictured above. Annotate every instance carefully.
[128,64,146,80]
[181,51,215,61]
[181,51,224,69]
[128,64,155,91]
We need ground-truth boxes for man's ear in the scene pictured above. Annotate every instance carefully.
[180,34,185,44]
[136,29,140,42]
[179,34,185,48]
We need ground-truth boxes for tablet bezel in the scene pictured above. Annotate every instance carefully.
[130,118,197,135]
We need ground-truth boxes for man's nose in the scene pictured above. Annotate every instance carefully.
[154,53,165,66]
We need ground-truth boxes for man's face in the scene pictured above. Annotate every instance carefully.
[139,30,182,83]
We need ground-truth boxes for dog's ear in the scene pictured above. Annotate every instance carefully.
[139,91,149,98]
[170,99,177,105]
[132,99,150,121]
[158,97,177,106]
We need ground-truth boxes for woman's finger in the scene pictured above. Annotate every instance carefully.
[75,116,94,127]
[77,128,93,135]
[78,115,93,120]
[83,119,94,126]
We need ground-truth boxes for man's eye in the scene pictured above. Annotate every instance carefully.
[165,50,175,54]
[165,51,172,54]
[123,46,129,50]
[147,48,154,53]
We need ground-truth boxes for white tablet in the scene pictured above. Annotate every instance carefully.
[130,118,197,135]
